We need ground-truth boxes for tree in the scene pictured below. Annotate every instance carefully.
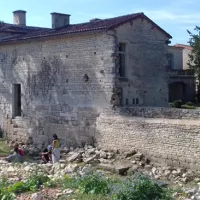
[188,26,200,101]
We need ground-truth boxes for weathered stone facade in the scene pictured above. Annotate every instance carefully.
[96,107,200,170]
[0,13,171,148]
[116,19,169,106]
[0,32,115,147]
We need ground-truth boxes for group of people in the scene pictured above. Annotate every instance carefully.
[6,134,61,164]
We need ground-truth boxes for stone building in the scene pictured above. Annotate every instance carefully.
[167,44,196,102]
[0,10,171,147]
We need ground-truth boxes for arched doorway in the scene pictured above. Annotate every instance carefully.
[169,82,186,102]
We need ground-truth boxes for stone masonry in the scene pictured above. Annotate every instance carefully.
[116,19,169,106]
[0,32,115,147]
[96,107,200,170]
[0,12,171,149]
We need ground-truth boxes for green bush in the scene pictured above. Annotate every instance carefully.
[0,178,16,200]
[44,179,57,188]
[8,182,27,193]
[112,176,172,200]
[181,105,196,109]
[78,171,110,195]
[186,101,194,106]
[7,173,50,194]
[62,174,79,189]
[25,173,49,192]
[171,100,183,108]
[0,189,16,200]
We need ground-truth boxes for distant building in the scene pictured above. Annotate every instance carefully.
[167,44,196,102]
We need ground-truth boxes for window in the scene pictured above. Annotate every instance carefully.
[136,98,139,105]
[118,43,126,77]
[12,84,21,117]
[167,53,174,68]
[132,98,135,104]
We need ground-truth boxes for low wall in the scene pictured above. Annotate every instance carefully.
[96,107,200,170]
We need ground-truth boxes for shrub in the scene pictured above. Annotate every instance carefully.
[7,173,50,194]
[44,179,57,188]
[181,105,196,109]
[8,182,27,193]
[62,174,79,189]
[78,171,110,195]
[0,189,16,200]
[186,101,194,106]
[0,178,16,200]
[25,173,49,192]
[171,100,183,108]
[112,175,172,200]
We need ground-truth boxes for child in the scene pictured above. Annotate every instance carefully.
[7,143,24,163]
[41,145,52,164]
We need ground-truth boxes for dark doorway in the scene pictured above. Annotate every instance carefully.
[169,82,186,102]
[12,84,21,117]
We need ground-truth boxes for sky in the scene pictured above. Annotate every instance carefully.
[0,0,199,45]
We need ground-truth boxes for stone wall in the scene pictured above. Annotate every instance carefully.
[96,107,200,170]
[0,32,115,148]
[115,18,169,107]
[0,17,172,148]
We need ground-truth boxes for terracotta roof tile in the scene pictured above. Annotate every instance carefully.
[174,44,193,50]
[0,13,172,43]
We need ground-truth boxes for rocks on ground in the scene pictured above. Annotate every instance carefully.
[2,144,200,200]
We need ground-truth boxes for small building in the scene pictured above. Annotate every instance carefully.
[167,44,196,102]
[0,11,171,146]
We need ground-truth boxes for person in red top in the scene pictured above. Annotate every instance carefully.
[6,143,24,163]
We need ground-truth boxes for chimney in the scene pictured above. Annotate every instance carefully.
[13,10,26,26]
[51,12,70,29]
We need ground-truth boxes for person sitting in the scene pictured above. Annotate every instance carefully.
[7,143,24,163]
[41,145,52,164]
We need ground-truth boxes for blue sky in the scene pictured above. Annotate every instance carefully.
[0,0,199,44]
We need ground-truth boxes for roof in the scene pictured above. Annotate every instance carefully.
[0,12,172,44]
[174,44,193,50]
[0,22,50,34]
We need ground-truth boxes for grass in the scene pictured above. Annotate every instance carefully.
[57,193,109,200]
[0,140,11,157]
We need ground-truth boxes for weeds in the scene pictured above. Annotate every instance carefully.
[78,171,110,195]
[112,175,173,200]
[0,172,50,200]
[60,174,79,189]
[0,170,174,200]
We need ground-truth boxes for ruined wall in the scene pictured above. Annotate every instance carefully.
[115,18,169,107]
[96,107,200,170]
[0,32,115,148]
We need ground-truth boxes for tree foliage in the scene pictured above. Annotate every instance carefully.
[188,26,200,79]
[188,26,200,100]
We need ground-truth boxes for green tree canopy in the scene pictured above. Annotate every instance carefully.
[188,26,200,78]
[188,26,200,100]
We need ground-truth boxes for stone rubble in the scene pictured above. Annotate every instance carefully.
[1,144,200,199]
